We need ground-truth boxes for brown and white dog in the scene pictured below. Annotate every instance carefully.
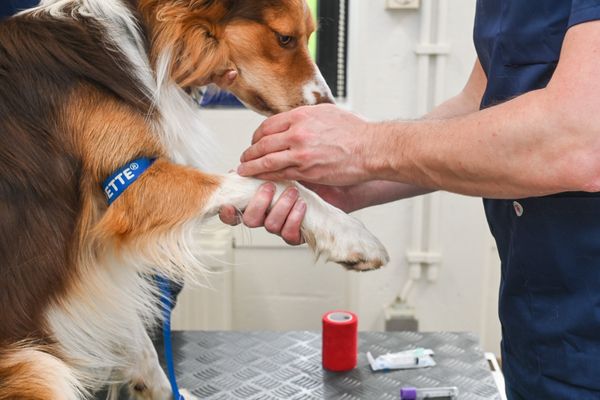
[0,0,389,398]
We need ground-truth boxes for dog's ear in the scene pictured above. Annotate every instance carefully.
[143,1,232,88]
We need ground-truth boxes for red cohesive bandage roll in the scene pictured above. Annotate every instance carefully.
[322,311,358,372]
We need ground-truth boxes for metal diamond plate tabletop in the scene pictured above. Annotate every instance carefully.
[158,331,502,400]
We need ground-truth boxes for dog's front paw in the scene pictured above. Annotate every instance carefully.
[304,210,389,271]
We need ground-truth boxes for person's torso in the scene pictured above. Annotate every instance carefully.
[475,0,569,108]
[474,1,600,398]
[0,0,39,20]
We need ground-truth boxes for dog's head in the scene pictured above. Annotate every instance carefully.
[141,0,334,115]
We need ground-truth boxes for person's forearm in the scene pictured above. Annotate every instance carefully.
[423,89,483,121]
[367,88,594,199]
[347,181,432,211]
[352,89,484,208]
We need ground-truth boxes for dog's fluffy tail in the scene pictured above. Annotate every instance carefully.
[0,344,82,400]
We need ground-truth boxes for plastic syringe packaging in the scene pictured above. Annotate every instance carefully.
[367,348,436,371]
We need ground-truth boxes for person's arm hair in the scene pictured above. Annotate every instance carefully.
[344,59,488,210]
[425,59,487,120]
[220,59,486,241]
[365,22,600,199]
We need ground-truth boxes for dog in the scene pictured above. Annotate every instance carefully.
[0,0,389,398]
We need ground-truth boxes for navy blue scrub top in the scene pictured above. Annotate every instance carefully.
[0,0,38,20]
[475,1,600,399]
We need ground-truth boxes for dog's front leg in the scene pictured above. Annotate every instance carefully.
[121,327,199,400]
[205,174,389,270]
[125,329,171,400]
[95,159,222,276]
[98,164,387,271]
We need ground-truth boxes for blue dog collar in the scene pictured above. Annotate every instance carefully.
[103,158,155,205]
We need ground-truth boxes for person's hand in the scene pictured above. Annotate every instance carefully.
[219,183,307,245]
[237,104,373,186]
[218,181,365,245]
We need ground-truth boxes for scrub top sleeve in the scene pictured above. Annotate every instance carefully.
[569,0,600,28]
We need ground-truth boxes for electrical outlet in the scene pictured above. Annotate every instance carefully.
[386,0,420,10]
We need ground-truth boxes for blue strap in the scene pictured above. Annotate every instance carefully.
[102,159,184,399]
[102,158,154,205]
[157,276,185,400]
[200,89,244,108]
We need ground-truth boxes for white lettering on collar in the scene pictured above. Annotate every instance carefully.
[105,168,136,199]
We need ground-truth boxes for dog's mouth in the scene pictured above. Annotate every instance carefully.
[187,86,275,115]
[187,86,289,117]
[251,92,276,115]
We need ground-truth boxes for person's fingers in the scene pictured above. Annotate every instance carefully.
[252,112,293,144]
[240,134,290,162]
[264,187,299,234]
[242,183,276,228]
[237,151,297,177]
[250,168,306,183]
[219,205,241,226]
[281,199,307,245]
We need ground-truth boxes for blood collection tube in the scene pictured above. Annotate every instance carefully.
[400,386,459,400]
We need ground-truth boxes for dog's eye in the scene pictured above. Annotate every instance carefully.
[276,33,296,48]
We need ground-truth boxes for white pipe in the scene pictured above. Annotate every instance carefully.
[426,192,442,282]
[433,0,449,106]
[404,0,451,296]
[399,279,414,304]
[410,195,425,255]
[426,0,448,282]
[344,0,366,313]
[416,0,433,116]
[402,0,435,305]
[412,0,433,250]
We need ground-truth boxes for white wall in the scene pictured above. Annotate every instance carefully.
[173,0,503,355]
[341,0,501,354]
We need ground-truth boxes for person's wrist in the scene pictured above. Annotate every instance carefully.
[367,121,413,182]
[361,121,391,180]
[353,122,372,180]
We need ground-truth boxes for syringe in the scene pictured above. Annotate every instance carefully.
[400,386,459,400]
